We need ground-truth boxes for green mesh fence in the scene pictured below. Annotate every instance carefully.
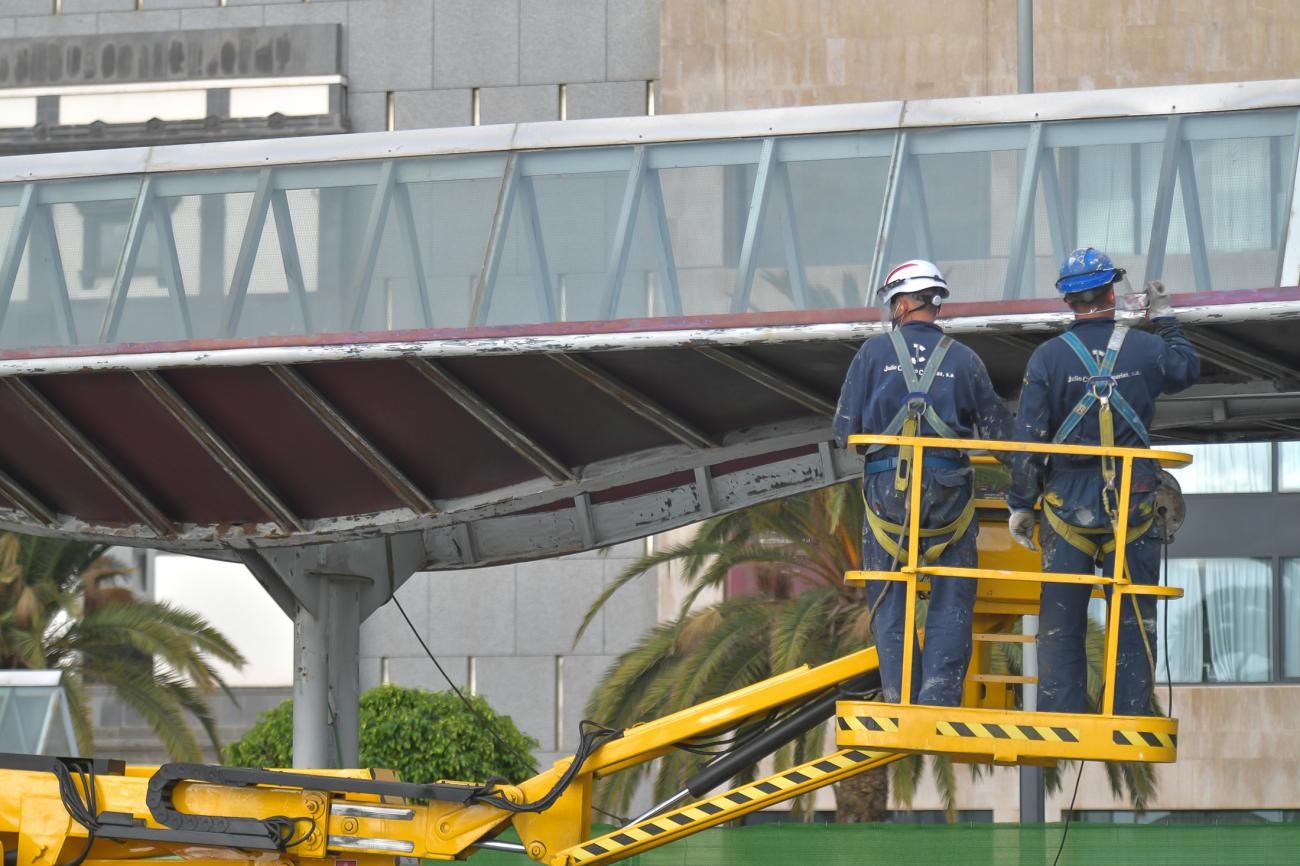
[472,822,1300,866]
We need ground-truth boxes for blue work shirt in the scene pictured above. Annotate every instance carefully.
[833,321,1014,461]
[1009,316,1200,523]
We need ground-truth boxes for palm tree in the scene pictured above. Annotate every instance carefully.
[0,531,246,760]
[578,482,1159,821]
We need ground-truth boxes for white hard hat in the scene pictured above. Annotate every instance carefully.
[877,259,950,306]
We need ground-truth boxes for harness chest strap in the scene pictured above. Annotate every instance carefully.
[1052,325,1150,448]
[882,329,958,492]
[1047,323,1154,557]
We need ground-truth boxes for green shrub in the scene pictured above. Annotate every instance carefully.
[224,685,538,784]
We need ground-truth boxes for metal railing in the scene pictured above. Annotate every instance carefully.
[0,79,1296,355]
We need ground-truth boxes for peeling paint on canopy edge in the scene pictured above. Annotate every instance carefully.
[0,287,1296,378]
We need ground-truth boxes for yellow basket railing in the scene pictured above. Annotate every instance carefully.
[845,433,1193,717]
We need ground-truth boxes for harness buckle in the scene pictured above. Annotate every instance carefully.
[904,392,930,417]
[1088,375,1115,402]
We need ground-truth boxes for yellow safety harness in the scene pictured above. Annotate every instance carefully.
[863,329,974,564]
[1044,325,1154,567]
[866,494,976,564]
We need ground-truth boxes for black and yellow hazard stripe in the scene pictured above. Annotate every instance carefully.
[836,715,899,734]
[936,720,1081,743]
[562,749,896,865]
[1112,729,1177,749]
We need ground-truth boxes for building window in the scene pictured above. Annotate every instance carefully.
[1169,443,1272,494]
[1283,560,1300,678]
[1276,442,1300,492]
[1164,558,1273,682]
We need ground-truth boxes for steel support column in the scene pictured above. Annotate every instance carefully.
[253,536,426,769]
[292,583,331,768]
[326,577,363,767]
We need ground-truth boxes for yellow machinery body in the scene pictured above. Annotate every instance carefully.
[0,435,1190,866]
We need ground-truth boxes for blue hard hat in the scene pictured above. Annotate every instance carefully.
[1055,247,1124,295]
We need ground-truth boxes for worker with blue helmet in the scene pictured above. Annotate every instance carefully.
[1007,247,1200,716]
[835,260,1015,707]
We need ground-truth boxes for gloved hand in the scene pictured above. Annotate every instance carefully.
[1145,279,1173,319]
[1008,509,1037,551]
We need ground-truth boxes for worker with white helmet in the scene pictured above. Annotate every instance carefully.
[834,260,1014,706]
[1008,247,1200,715]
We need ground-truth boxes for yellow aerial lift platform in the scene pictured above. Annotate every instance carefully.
[0,435,1190,866]
[837,434,1189,767]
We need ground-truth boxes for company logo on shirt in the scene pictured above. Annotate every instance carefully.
[883,345,956,380]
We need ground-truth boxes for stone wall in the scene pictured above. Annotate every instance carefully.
[660,0,1300,113]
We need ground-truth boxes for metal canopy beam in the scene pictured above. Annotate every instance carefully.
[100,175,156,343]
[221,167,274,338]
[269,189,314,335]
[134,370,304,534]
[408,357,575,482]
[602,145,648,319]
[4,377,175,537]
[151,198,193,340]
[391,183,435,329]
[270,365,438,514]
[516,173,557,322]
[644,168,683,316]
[732,137,777,314]
[1144,115,1184,286]
[0,464,55,526]
[869,132,908,294]
[772,159,808,308]
[1004,123,1044,300]
[348,159,398,329]
[1186,328,1300,384]
[0,183,36,334]
[695,347,836,416]
[1177,140,1213,292]
[548,352,715,449]
[470,153,520,326]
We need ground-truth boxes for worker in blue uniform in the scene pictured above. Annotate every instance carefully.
[1008,248,1200,716]
[835,260,1015,706]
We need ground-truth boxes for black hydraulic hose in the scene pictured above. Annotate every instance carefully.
[682,670,880,798]
[4,848,16,866]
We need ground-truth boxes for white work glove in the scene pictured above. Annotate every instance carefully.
[1145,279,1173,319]
[1008,509,1037,551]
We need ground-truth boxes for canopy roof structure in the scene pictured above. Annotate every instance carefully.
[0,78,1295,568]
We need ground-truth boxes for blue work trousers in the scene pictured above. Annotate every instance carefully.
[863,464,977,706]
[1037,509,1160,716]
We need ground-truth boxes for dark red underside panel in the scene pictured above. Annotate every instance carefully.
[161,367,405,519]
[35,373,268,524]
[0,313,1278,536]
[581,348,815,438]
[295,360,543,499]
[436,354,680,468]
[0,383,136,523]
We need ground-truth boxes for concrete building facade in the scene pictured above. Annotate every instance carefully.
[3,0,1296,828]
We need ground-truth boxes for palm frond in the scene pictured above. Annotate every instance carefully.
[771,587,837,672]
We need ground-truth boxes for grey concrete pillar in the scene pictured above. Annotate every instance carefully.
[327,577,363,767]
[293,590,331,768]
